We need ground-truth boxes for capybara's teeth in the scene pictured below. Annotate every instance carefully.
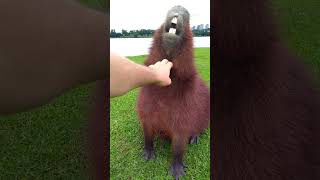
[171,17,177,24]
[169,28,176,34]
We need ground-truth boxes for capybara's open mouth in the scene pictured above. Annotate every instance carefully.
[164,14,179,35]
[162,5,190,56]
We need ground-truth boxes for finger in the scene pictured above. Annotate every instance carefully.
[155,61,161,66]
[149,64,154,68]
[167,61,173,68]
[162,59,169,64]
[164,78,172,86]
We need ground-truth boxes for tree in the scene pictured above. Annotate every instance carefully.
[121,29,128,37]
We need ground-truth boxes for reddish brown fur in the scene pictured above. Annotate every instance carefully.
[87,80,108,180]
[213,0,320,179]
[136,18,210,177]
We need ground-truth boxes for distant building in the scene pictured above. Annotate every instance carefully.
[199,24,204,30]
[193,24,210,30]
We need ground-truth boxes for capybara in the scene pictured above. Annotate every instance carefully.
[213,0,320,179]
[137,5,210,179]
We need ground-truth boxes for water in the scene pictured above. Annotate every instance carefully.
[110,36,210,56]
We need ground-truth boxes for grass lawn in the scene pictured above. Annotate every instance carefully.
[272,0,320,80]
[78,0,107,11]
[0,84,94,179]
[110,48,210,180]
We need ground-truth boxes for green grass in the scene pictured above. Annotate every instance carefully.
[272,0,320,79]
[78,0,108,11]
[0,84,94,179]
[110,48,210,180]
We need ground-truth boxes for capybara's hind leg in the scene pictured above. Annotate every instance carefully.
[142,123,155,160]
[189,134,200,144]
[169,135,188,179]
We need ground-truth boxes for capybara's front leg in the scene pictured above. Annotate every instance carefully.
[142,123,155,160]
[189,134,200,144]
[170,134,188,180]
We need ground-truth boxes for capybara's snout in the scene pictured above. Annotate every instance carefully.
[162,5,190,55]
[163,5,190,36]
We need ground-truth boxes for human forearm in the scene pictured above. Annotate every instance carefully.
[110,52,159,97]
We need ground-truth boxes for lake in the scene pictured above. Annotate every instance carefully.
[110,36,210,56]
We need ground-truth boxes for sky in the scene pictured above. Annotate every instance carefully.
[110,0,210,32]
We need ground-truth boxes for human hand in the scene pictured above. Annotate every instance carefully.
[149,59,173,86]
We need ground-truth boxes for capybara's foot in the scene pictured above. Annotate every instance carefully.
[189,134,200,144]
[143,148,155,160]
[169,162,187,180]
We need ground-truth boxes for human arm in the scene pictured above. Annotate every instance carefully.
[110,52,172,97]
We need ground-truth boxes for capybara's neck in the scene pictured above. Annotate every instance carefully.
[146,25,197,80]
[213,0,278,61]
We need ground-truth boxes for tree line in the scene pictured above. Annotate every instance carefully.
[110,28,210,38]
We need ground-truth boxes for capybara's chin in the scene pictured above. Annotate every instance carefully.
[162,33,182,55]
